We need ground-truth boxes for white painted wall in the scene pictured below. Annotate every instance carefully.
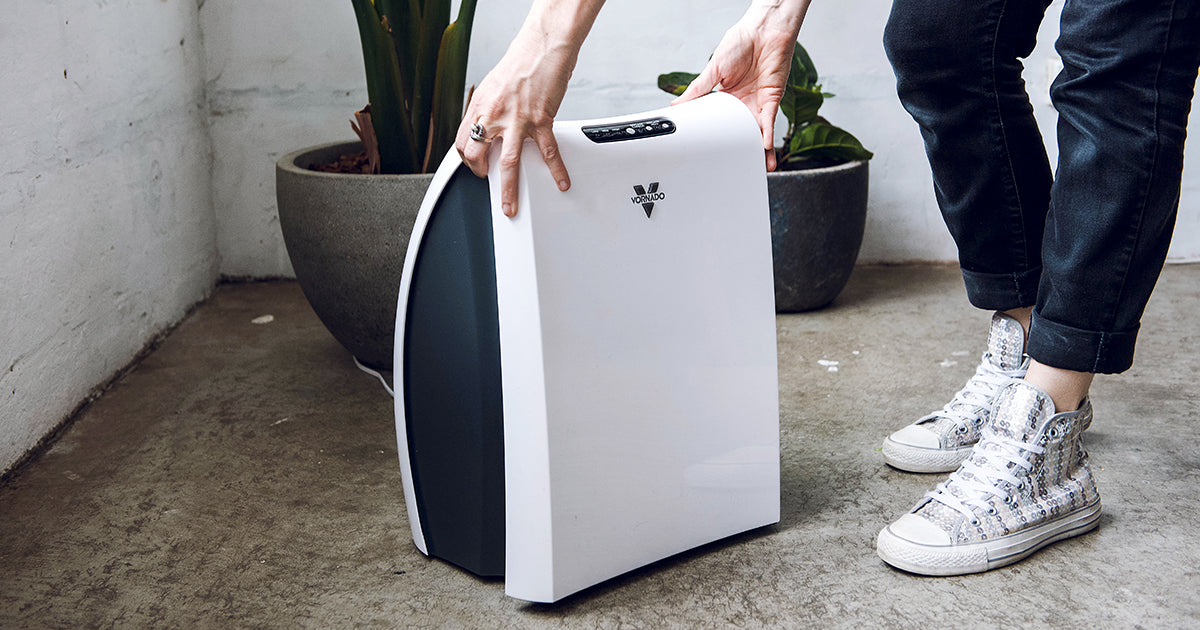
[207,0,1200,275]
[0,1,218,473]
[201,0,368,278]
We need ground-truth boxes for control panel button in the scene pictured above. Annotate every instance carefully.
[582,117,678,143]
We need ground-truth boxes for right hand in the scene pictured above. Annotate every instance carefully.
[456,30,575,217]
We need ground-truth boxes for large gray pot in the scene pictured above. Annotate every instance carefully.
[276,141,432,369]
[768,160,869,312]
[277,144,867,368]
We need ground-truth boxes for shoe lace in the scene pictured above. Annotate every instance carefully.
[928,352,1024,429]
[926,430,1045,524]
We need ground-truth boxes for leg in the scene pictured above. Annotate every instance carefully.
[1032,0,1200,375]
[879,0,1200,574]
[880,0,1053,473]
[884,0,1054,309]
[1026,360,1093,411]
[1003,306,1094,412]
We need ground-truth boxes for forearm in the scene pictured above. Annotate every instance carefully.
[508,0,606,76]
[744,0,811,41]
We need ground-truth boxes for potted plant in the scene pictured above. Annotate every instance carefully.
[659,43,873,311]
[276,0,477,369]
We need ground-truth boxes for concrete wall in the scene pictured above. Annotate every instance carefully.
[205,0,1200,275]
[0,1,218,473]
[201,0,367,278]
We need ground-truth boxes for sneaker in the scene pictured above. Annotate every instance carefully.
[882,312,1029,473]
[876,380,1101,576]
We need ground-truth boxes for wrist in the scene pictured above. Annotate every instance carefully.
[518,0,605,63]
[744,0,810,36]
[504,25,577,81]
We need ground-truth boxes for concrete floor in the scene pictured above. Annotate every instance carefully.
[1,265,1197,628]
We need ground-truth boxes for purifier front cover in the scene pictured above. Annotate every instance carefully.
[490,93,780,602]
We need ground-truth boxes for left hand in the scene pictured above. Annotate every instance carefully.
[673,0,810,171]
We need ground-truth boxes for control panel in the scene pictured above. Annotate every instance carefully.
[581,117,676,143]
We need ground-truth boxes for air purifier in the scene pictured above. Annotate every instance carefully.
[394,92,779,602]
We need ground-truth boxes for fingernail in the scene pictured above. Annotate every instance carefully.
[557,180,569,191]
[503,203,513,217]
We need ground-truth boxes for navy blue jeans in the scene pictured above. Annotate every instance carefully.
[884,0,1200,373]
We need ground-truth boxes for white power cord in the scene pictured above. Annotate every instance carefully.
[354,356,395,398]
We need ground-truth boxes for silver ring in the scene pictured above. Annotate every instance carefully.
[469,122,491,143]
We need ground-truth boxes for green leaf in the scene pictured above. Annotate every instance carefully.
[412,0,450,152]
[779,44,824,130]
[780,85,823,127]
[374,0,419,98]
[786,119,874,164]
[792,43,819,88]
[352,0,476,173]
[351,0,419,173]
[424,0,477,171]
[657,72,699,97]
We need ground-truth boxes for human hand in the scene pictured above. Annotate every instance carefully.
[674,0,810,172]
[455,0,604,217]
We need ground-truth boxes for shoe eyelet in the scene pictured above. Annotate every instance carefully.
[969,518,981,527]
[956,424,968,435]
[1048,427,1060,439]
[986,506,998,516]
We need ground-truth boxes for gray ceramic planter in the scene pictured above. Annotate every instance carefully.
[276,141,433,369]
[277,144,866,368]
[768,160,869,312]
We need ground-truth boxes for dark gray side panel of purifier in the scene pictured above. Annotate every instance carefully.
[403,166,505,577]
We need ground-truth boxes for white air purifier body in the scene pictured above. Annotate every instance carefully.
[395,92,779,603]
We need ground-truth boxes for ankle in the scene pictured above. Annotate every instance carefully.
[1023,360,1093,412]
[1002,306,1033,337]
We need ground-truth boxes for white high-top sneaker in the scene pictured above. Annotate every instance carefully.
[882,312,1029,473]
[876,380,1101,576]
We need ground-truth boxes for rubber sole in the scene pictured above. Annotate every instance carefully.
[876,499,1102,576]
[881,437,973,474]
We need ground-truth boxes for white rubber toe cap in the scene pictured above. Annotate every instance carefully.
[887,424,942,449]
[887,513,952,546]
[878,514,987,575]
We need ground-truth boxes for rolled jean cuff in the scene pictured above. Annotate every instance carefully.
[1027,310,1139,374]
[960,266,1041,311]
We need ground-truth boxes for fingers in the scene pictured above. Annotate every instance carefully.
[456,117,569,218]
[673,61,719,105]
[758,106,779,172]
[533,127,571,192]
[456,119,520,217]
[456,117,491,178]
[488,132,567,218]
[758,104,778,150]
[497,139,522,218]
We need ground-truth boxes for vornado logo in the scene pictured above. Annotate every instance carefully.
[630,183,664,218]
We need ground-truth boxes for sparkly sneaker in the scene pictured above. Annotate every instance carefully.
[882,312,1030,473]
[876,380,1101,576]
